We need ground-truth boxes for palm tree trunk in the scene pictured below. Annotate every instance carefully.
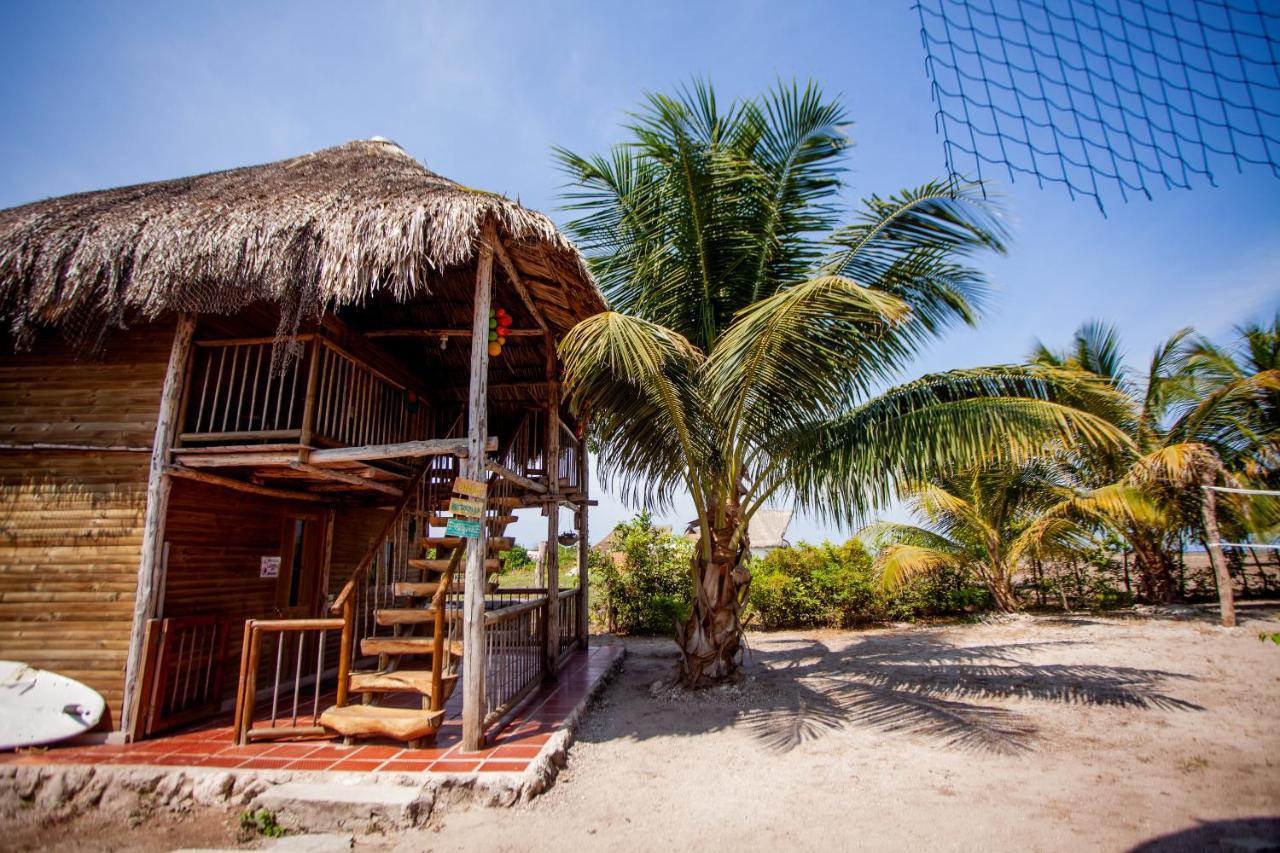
[984,563,1019,613]
[676,519,751,687]
[1199,472,1236,628]
[1129,533,1179,604]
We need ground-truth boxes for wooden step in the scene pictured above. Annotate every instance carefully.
[422,536,513,552]
[408,558,499,573]
[394,581,462,598]
[375,607,440,626]
[437,496,521,510]
[318,704,444,742]
[421,536,465,549]
[348,669,458,698]
[360,636,464,657]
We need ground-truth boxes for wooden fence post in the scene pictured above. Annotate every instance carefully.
[543,332,561,677]
[461,229,495,752]
[577,448,591,648]
[121,314,195,739]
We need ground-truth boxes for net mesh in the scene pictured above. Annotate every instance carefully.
[915,0,1280,212]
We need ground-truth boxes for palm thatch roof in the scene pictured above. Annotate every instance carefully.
[0,138,604,349]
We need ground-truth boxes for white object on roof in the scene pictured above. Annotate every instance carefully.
[747,508,793,552]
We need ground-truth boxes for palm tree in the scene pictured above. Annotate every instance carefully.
[1032,320,1280,603]
[556,81,1129,685]
[864,461,1156,612]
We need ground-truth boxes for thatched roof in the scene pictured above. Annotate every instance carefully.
[0,139,604,349]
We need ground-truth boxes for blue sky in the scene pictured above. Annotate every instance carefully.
[2,1,1277,548]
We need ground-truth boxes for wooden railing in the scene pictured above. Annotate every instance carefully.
[180,335,429,448]
[182,337,309,442]
[557,420,583,493]
[483,597,546,727]
[232,618,341,744]
[310,339,430,448]
[556,588,580,660]
[132,616,230,739]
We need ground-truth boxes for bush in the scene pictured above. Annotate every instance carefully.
[501,544,534,574]
[748,539,989,628]
[591,512,693,634]
[748,540,882,629]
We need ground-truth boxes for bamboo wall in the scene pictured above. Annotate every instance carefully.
[0,323,175,724]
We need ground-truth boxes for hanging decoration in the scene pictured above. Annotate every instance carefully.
[488,306,512,358]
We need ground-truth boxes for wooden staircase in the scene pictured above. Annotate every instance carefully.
[318,464,519,747]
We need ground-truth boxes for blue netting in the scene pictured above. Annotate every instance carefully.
[915,0,1280,212]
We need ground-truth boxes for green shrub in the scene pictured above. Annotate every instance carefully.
[591,512,693,634]
[748,540,883,628]
[500,544,533,573]
[748,539,989,628]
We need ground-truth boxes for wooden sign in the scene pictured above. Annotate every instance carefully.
[445,517,483,539]
[452,477,488,498]
[448,497,484,518]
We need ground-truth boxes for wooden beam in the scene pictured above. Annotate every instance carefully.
[0,442,151,453]
[307,437,491,465]
[543,330,561,678]
[462,225,496,753]
[577,442,591,648]
[288,462,403,497]
[172,451,304,468]
[167,465,328,502]
[438,380,550,400]
[365,328,542,339]
[121,314,195,740]
[485,460,548,494]
[487,234,549,332]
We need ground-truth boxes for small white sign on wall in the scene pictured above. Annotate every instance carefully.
[260,556,281,579]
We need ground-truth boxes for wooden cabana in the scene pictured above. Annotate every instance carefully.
[0,139,605,751]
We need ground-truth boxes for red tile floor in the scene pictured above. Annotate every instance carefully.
[1,644,621,776]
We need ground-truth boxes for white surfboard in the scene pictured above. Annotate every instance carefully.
[0,661,106,750]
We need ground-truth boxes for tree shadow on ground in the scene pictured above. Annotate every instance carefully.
[590,631,1202,756]
[1126,817,1280,851]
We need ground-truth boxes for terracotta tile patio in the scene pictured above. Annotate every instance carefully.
[1,644,621,777]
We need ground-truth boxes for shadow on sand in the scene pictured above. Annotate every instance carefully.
[593,631,1203,756]
[1127,816,1280,851]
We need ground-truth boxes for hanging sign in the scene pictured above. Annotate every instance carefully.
[448,497,485,518]
[445,517,483,540]
[452,477,488,499]
[259,556,281,579]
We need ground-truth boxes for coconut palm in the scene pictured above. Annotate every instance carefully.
[864,461,1156,612]
[555,81,1129,685]
[1032,320,1280,602]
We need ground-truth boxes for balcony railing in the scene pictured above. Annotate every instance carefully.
[180,335,430,449]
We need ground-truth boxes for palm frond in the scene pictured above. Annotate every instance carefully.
[558,312,713,517]
[874,543,966,589]
[772,366,1133,524]
[702,274,909,453]
[820,181,1008,338]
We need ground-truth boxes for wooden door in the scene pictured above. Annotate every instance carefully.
[275,512,327,618]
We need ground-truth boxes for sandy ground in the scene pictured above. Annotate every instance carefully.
[415,608,1280,853]
[8,607,1280,852]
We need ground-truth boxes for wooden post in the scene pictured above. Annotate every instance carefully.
[1201,471,1236,628]
[336,598,353,706]
[577,450,591,648]
[121,314,195,739]
[298,337,322,447]
[461,229,496,753]
[543,331,561,678]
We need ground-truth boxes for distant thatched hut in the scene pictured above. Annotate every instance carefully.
[0,139,603,750]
